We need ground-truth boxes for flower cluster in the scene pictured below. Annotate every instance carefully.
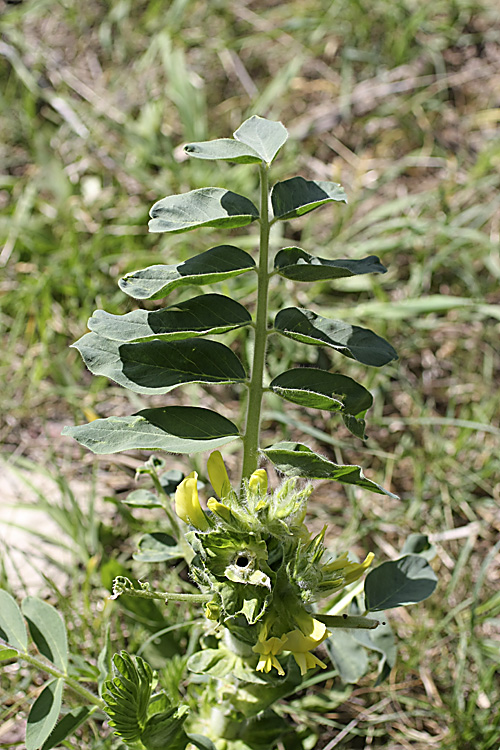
[174,452,374,676]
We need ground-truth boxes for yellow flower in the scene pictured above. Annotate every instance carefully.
[343,552,374,585]
[207,497,232,522]
[323,551,375,585]
[249,468,268,495]
[252,633,287,676]
[207,451,232,499]
[174,472,210,531]
[284,612,331,676]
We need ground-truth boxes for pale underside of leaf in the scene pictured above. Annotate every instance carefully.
[118,245,256,300]
[72,333,247,395]
[62,407,240,454]
[149,188,259,233]
[184,138,262,163]
[88,294,252,342]
[274,307,398,367]
[233,115,288,163]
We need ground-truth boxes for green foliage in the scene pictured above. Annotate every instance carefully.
[63,116,397,499]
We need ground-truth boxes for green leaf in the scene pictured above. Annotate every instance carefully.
[261,442,397,497]
[26,679,64,750]
[63,406,240,454]
[401,534,437,562]
[326,630,369,683]
[186,733,217,750]
[133,533,183,563]
[119,245,256,300]
[0,645,18,660]
[274,308,398,367]
[149,188,258,233]
[364,555,438,611]
[184,138,262,164]
[141,705,190,750]
[102,652,153,743]
[269,369,372,415]
[41,706,91,750]
[88,294,252,343]
[233,115,288,163]
[97,625,112,698]
[21,597,68,671]
[123,489,163,508]
[271,177,347,221]
[0,590,28,651]
[274,247,387,281]
[351,619,397,686]
[73,334,247,394]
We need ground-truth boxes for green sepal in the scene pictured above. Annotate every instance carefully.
[88,294,252,342]
[62,406,240,454]
[149,188,258,233]
[184,138,262,163]
[271,177,347,221]
[261,442,397,497]
[119,245,256,300]
[274,308,398,367]
[72,334,247,395]
[274,247,387,281]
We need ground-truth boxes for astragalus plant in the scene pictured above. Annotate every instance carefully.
[1,117,437,750]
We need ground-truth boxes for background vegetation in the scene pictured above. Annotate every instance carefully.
[1,0,499,747]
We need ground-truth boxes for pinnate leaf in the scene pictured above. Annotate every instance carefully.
[274,308,398,367]
[22,597,68,671]
[274,247,387,281]
[73,334,247,394]
[149,188,258,233]
[364,555,438,611]
[63,407,240,454]
[88,294,251,343]
[233,115,288,163]
[119,245,255,300]
[0,590,28,652]
[102,652,153,743]
[26,679,64,750]
[184,138,262,163]
[261,442,397,497]
[271,177,347,221]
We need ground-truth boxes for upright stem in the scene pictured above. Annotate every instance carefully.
[241,163,271,481]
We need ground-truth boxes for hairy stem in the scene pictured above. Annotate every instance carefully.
[241,163,271,481]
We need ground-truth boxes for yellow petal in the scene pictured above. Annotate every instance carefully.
[343,552,375,585]
[207,451,232,498]
[207,497,232,522]
[249,469,268,495]
[174,472,209,530]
